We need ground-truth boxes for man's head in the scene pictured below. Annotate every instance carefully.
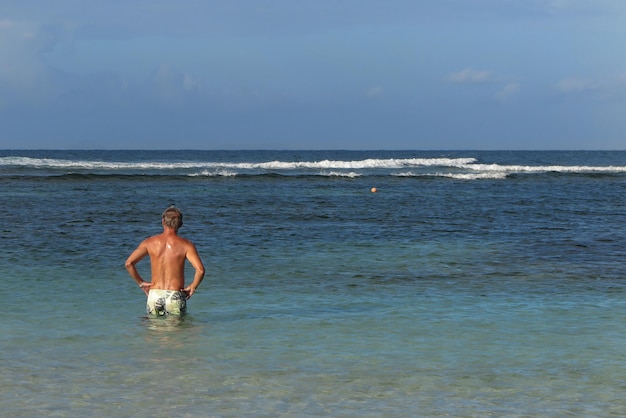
[162,207,183,231]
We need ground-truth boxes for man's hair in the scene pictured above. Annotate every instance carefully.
[162,207,183,230]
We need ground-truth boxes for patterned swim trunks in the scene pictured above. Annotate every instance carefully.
[146,289,187,316]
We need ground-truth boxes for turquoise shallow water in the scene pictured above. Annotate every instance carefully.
[1,150,626,416]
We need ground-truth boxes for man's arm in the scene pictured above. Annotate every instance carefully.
[182,242,205,299]
[125,242,152,296]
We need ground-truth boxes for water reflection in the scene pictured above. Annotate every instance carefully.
[137,315,209,365]
[142,314,193,332]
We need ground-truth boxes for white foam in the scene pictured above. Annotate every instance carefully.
[463,163,626,174]
[3,156,626,179]
[439,172,509,180]
[189,169,238,177]
[322,171,362,178]
[0,156,477,170]
[393,171,508,180]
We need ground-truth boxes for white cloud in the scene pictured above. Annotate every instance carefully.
[0,19,77,94]
[366,86,383,98]
[541,0,624,14]
[555,77,597,93]
[553,73,626,102]
[0,19,33,63]
[446,68,494,84]
[152,64,200,105]
[183,74,200,92]
[447,68,521,102]
[0,19,49,98]
[494,82,520,101]
[0,19,15,29]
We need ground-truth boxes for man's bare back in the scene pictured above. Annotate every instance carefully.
[125,208,205,302]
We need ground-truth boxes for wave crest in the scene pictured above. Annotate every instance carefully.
[2,155,625,179]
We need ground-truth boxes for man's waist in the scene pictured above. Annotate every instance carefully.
[149,288,185,293]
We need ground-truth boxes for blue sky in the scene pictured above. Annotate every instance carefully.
[1,1,625,149]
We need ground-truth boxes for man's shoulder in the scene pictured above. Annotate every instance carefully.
[163,233,195,247]
[173,235,198,251]
[178,236,196,246]
[143,233,166,245]
[145,233,163,241]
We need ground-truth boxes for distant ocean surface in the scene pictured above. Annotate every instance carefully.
[1,150,625,417]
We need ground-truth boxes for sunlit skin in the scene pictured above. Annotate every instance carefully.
[125,213,205,299]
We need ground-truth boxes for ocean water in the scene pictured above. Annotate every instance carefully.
[1,150,625,417]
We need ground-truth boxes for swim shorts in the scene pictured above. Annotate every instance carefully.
[146,289,187,316]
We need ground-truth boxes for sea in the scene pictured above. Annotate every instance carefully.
[1,150,625,417]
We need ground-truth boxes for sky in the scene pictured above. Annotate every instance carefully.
[1,0,626,150]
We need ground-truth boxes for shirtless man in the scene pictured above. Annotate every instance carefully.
[125,207,205,316]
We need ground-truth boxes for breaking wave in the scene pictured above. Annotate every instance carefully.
[2,155,626,180]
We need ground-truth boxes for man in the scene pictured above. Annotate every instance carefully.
[125,207,205,316]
